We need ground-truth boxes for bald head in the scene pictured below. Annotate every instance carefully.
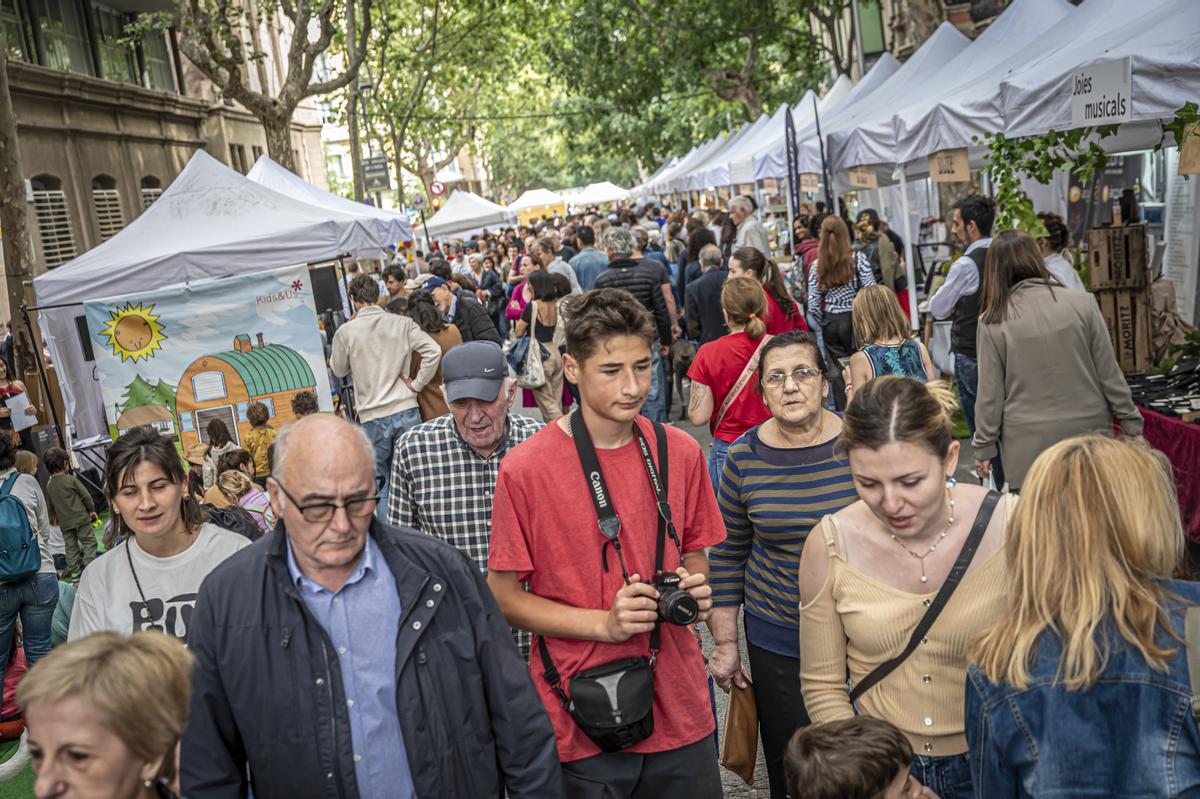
[273,414,375,486]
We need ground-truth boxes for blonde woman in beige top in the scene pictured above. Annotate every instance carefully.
[799,376,1010,799]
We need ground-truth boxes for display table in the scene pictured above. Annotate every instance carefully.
[1139,407,1200,542]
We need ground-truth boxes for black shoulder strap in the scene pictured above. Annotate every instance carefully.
[848,490,1001,704]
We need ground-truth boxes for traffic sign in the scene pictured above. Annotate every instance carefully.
[363,156,389,178]
[430,181,446,196]
[411,194,427,210]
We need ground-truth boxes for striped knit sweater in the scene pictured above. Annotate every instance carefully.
[710,426,858,633]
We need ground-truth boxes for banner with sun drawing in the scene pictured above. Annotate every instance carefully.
[84,265,334,448]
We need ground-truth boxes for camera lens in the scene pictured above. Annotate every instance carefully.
[659,589,699,625]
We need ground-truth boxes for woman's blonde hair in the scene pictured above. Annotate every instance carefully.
[217,468,253,504]
[18,632,194,782]
[721,276,767,340]
[852,285,913,344]
[972,435,1184,691]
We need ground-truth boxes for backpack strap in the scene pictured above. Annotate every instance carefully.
[1186,606,1200,722]
[0,473,18,497]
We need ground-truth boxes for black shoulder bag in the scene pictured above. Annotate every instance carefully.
[537,412,683,752]
[848,490,1000,703]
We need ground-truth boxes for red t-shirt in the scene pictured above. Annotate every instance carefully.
[762,287,808,335]
[688,332,773,443]
[488,416,726,763]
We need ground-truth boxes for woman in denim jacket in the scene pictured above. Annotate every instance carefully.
[967,435,1200,796]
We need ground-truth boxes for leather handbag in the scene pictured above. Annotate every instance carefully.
[719,679,758,785]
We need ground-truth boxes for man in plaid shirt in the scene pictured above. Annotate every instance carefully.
[389,341,542,656]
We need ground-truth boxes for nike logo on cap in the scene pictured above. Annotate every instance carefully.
[483,367,496,373]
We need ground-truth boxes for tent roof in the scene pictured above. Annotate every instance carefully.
[827,22,972,175]
[246,156,413,244]
[752,75,856,181]
[33,150,381,306]
[722,97,812,186]
[510,188,566,211]
[649,133,733,194]
[423,190,516,240]
[678,119,762,191]
[1001,0,1199,149]
[574,181,633,205]
[837,0,1073,172]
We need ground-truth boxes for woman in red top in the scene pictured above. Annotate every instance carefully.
[688,277,774,491]
[728,246,808,335]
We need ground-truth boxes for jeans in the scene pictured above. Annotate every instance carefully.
[0,572,58,677]
[643,348,667,423]
[707,439,732,495]
[953,353,1005,488]
[746,642,810,799]
[361,407,422,518]
[911,752,973,799]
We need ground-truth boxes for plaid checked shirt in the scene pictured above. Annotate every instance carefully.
[388,412,543,657]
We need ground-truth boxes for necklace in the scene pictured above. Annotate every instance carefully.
[889,486,955,584]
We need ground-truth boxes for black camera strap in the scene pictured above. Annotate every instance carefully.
[538,412,677,707]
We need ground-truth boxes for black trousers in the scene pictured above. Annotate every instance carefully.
[820,311,855,410]
[561,733,722,799]
[746,641,810,799]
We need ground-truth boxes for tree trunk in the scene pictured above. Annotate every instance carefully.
[389,120,406,207]
[0,53,33,327]
[345,0,366,202]
[262,111,295,171]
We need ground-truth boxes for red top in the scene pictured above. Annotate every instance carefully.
[762,288,808,335]
[489,417,725,763]
[688,332,773,443]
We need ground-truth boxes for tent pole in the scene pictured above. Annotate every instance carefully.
[897,166,919,331]
[19,304,64,448]
[813,95,834,213]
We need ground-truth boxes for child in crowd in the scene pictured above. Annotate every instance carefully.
[185,442,208,499]
[784,717,921,799]
[202,449,254,507]
[242,402,276,487]
[43,447,98,577]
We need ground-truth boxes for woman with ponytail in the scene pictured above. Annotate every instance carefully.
[687,276,774,488]
[799,377,1011,798]
[1036,211,1084,290]
[728,246,808,335]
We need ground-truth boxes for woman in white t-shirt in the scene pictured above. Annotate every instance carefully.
[70,426,249,645]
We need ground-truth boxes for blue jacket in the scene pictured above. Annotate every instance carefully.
[966,579,1200,797]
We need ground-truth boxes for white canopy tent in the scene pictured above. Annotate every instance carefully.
[422,191,517,240]
[574,181,633,206]
[246,155,414,245]
[650,136,731,195]
[510,188,567,211]
[753,75,855,181]
[32,149,382,445]
[677,117,766,192]
[727,105,794,185]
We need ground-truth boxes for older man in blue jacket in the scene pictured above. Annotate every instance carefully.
[181,414,561,798]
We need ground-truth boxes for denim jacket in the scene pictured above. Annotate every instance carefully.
[965,579,1200,797]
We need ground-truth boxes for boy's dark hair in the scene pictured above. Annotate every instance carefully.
[784,717,913,799]
[291,390,319,417]
[382,264,407,285]
[246,401,270,427]
[564,288,655,364]
[348,273,380,305]
[578,226,595,247]
[217,449,253,475]
[429,260,453,281]
[44,446,70,474]
[952,194,996,238]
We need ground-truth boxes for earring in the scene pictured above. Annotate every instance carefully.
[946,477,957,489]
[144,779,153,789]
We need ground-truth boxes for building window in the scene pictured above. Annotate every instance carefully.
[229,144,248,174]
[91,174,125,241]
[259,397,275,417]
[0,0,29,61]
[140,176,162,209]
[180,411,194,432]
[32,0,93,75]
[30,174,77,268]
[191,371,228,402]
[196,406,238,444]
[251,145,263,163]
[139,26,175,91]
[858,0,885,57]
[94,4,135,83]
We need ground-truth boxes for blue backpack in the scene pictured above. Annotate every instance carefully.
[0,473,41,582]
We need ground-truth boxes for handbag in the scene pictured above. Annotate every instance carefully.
[538,412,682,752]
[849,490,1001,703]
[719,679,758,785]
[713,334,772,432]
[507,301,548,389]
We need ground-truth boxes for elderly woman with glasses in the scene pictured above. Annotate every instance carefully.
[706,329,858,799]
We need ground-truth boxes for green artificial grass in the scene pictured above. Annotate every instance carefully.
[0,738,33,797]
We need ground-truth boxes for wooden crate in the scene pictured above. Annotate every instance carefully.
[1095,288,1152,373]
[1088,223,1148,290]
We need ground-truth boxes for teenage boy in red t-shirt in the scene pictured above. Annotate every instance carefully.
[488,288,725,797]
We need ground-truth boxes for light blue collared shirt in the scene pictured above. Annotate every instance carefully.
[287,537,414,799]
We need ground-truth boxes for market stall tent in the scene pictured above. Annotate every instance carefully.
[753,75,855,181]
[510,188,568,225]
[246,155,414,245]
[32,148,381,445]
[423,190,517,240]
[678,118,765,192]
[574,181,633,206]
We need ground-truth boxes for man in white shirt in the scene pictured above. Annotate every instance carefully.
[532,236,581,294]
[331,274,441,504]
[929,195,995,442]
[729,195,771,259]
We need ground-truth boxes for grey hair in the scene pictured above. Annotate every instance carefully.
[729,195,754,215]
[467,253,481,265]
[602,226,637,259]
[273,415,376,491]
[699,243,723,269]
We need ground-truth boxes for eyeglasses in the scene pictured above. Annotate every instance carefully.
[272,476,383,524]
[762,367,822,389]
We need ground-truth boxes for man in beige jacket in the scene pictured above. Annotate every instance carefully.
[331,273,441,504]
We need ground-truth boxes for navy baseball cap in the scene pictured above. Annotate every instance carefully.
[422,276,449,292]
[442,341,507,402]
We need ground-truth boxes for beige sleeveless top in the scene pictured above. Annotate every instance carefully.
[799,512,1009,756]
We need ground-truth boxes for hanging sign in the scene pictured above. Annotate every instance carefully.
[1070,57,1132,128]
[848,165,878,189]
[799,173,820,193]
[1179,123,1200,175]
[929,148,970,183]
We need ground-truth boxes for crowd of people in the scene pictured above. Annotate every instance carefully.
[0,189,1188,799]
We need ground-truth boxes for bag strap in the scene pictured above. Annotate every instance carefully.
[0,473,18,497]
[848,490,1001,704]
[1186,606,1200,723]
[714,334,773,433]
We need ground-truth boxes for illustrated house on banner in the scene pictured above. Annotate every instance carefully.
[175,333,317,450]
[116,405,176,439]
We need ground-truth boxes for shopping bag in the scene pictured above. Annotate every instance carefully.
[719,679,758,785]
